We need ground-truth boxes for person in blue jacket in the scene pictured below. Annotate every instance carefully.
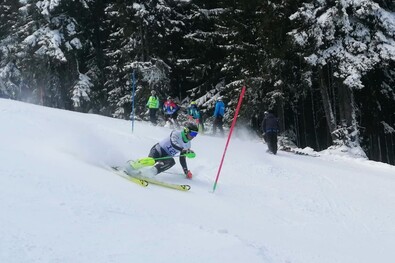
[262,111,280,154]
[213,97,225,135]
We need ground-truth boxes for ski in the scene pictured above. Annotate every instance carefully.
[132,175,191,191]
[111,166,148,187]
[111,166,190,191]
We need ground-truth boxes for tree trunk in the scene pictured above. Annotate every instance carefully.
[337,85,353,126]
[318,67,337,141]
[310,84,320,149]
[378,135,382,162]
[384,134,390,164]
[302,98,308,146]
[296,112,300,146]
[279,97,285,133]
[338,84,361,147]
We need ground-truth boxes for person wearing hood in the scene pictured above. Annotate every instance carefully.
[262,111,280,154]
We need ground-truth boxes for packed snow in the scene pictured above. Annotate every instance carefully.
[1,98,395,263]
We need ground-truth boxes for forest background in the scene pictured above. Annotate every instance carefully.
[0,0,394,165]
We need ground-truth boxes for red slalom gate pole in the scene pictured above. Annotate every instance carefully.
[212,86,246,193]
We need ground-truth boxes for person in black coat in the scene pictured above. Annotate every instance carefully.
[262,111,280,154]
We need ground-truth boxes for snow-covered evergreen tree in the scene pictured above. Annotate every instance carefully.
[1,0,91,109]
[289,0,395,156]
[0,0,22,99]
[104,0,191,119]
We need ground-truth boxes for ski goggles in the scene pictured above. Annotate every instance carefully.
[188,130,199,138]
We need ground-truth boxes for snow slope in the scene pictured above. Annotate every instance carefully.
[1,98,395,263]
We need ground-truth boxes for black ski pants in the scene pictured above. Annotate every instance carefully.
[148,143,175,173]
[266,132,278,154]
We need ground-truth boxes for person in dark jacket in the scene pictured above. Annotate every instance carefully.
[262,111,280,154]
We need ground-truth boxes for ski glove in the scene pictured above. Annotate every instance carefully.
[182,149,196,159]
[183,169,192,179]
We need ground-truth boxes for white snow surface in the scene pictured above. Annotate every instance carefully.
[1,98,395,263]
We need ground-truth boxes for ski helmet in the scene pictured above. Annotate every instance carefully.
[151,90,156,95]
[182,123,199,141]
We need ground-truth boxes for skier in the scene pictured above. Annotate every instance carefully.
[163,96,180,127]
[187,101,204,132]
[212,97,225,135]
[146,90,159,125]
[146,123,199,179]
[262,111,280,154]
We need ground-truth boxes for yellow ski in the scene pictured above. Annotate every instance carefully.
[132,175,191,191]
[111,167,148,187]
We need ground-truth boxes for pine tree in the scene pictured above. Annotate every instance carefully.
[104,0,192,119]
[289,0,395,156]
[0,0,22,99]
[5,0,92,109]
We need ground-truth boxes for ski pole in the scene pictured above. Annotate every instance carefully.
[152,154,186,161]
[135,152,196,165]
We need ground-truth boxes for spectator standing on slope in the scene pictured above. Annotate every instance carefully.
[262,111,280,154]
[213,97,225,136]
[187,101,204,132]
[146,90,159,125]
